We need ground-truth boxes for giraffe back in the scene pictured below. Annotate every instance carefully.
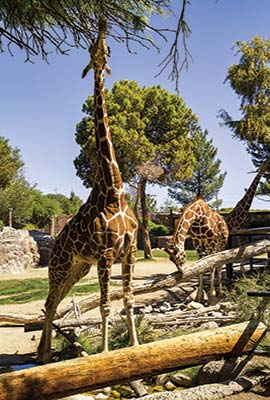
[165,197,229,269]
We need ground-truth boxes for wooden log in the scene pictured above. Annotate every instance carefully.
[0,313,43,324]
[0,239,268,326]
[58,239,270,318]
[230,226,270,236]
[1,239,270,326]
[0,320,266,400]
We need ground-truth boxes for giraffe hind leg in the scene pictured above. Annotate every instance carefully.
[121,244,138,347]
[98,257,113,352]
[37,261,91,363]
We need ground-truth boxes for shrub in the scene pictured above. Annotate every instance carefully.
[109,314,162,350]
[226,272,270,325]
[148,220,169,236]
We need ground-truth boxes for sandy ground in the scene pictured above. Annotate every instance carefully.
[0,258,177,362]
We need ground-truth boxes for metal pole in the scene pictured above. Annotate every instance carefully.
[8,208,13,227]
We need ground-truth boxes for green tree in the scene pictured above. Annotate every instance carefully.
[168,128,226,206]
[0,1,190,86]
[0,136,24,189]
[74,80,197,257]
[31,189,63,228]
[46,191,83,215]
[219,36,270,144]
[160,198,179,212]
[0,177,35,228]
[75,80,196,187]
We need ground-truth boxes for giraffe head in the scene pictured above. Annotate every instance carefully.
[164,242,186,275]
[89,18,111,75]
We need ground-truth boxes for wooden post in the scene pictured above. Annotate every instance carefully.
[0,321,266,400]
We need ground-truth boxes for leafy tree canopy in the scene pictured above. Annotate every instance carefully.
[46,191,83,215]
[168,128,226,206]
[31,189,63,228]
[0,0,191,87]
[74,79,197,188]
[219,36,270,144]
[0,136,24,189]
[0,177,35,228]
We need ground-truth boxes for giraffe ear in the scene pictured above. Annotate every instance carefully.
[105,64,112,75]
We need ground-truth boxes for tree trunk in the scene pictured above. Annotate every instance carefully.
[0,321,266,400]
[140,178,153,259]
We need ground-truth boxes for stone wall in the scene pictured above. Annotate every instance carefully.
[0,227,40,274]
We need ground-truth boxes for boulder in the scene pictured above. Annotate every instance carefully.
[29,230,54,266]
[0,227,40,274]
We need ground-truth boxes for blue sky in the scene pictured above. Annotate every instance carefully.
[1,0,270,209]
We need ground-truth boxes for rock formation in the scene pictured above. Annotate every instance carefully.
[0,227,40,274]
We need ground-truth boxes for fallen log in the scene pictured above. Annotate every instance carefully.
[0,313,43,324]
[1,239,270,325]
[0,320,266,400]
[24,311,236,332]
[58,239,270,318]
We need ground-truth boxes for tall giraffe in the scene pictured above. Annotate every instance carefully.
[225,160,269,231]
[165,196,229,303]
[38,18,138,363]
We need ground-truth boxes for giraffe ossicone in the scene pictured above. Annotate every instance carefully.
[37,17,139,363]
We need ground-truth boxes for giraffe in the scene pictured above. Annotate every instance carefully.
[225,160,269,231]
[165,196,229,303]
[224,160,269,278]
[37,17,139,363]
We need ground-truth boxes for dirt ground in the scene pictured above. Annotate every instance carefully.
[0,258,176,360]
[0,258,270,399]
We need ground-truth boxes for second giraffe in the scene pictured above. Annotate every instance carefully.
[165,196,229,303]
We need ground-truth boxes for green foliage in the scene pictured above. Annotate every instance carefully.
[109,314,161,350]
[148,220,169,236]
[220,35,270,143]
[135,248,197,261]
[0,136,24,190]
[31,189,63,228]
[0,177,35,228]
[226,273,270,325]
[53,334,98,360]
[0,1,168,61]
[54,315,161,360]
[74,80,197,188]
[168,128,226,206]
[46,191,83,215]
[159,198,179,212]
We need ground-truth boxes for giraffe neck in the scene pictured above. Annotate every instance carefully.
[93,61,123,194]
[226,166,265,228]
[173,201,199,245]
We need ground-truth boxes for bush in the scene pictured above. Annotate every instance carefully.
[226,272,270,325]
[109,314,161,350]
[148,221,169,236]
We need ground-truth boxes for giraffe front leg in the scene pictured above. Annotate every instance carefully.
[37,294,58,364]
[122,247,139,347]
[217,267,223,297]
[98,258,112,352]
[208,268,217,305]
[196,273,204,303]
